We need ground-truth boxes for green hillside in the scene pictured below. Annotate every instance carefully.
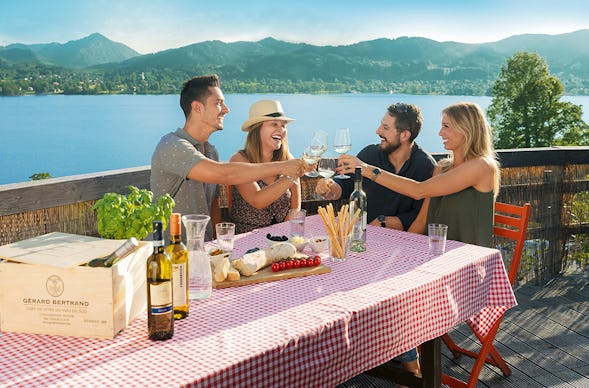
[1,30,588,96]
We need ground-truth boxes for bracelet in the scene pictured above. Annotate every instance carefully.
[281,175,296,182]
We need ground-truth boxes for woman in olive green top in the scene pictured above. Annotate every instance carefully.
[337,101,500,378]
[338,101,500,247]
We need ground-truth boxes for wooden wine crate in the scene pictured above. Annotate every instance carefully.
[0,232,152,339]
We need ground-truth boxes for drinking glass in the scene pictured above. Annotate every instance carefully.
[303,131,328,177]
[428,223,448,255]
[302,146,322,177]
[328,230,352,262]
[288,209,306,237]
[318,155,336,179]
[317,155,338,200]
[215,222,235,253]
[310,130,329,155]
[333,128,352,179]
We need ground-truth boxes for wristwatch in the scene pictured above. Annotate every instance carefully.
[377,215,386,228]
[371,167,381,181]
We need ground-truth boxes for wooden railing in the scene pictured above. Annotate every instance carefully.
[1,147,588,284]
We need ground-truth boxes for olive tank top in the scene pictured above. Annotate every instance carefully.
[426,187,494,248]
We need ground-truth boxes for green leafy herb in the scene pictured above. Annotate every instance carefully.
[92,186,175,240]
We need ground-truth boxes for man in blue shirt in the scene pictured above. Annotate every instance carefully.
[316,102,436,231]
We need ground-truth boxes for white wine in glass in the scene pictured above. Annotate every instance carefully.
[318,156,336,179]
[310,130,328,155]
[317,155,338,199]
[303,146,321,177]
[304,131,328,177]
[333,128,351,179]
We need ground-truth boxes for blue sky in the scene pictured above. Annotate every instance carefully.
[1,0,588,54]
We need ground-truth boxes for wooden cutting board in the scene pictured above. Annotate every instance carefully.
[213,261,331,289]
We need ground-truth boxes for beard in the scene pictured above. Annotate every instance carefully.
[379,137,401,154]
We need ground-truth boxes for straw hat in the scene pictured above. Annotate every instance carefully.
[241,100,295,131]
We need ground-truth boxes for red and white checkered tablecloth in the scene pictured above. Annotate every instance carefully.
[0,214,516,388]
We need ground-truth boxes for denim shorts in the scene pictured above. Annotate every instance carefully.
[395,347,419,362]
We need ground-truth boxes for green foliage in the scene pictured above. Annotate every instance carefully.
[488,52,589,148]
[29,172,53,180]
[92,186,175,240]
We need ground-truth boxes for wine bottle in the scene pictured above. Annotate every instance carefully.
[349,166,367,252]
[87,237,139,267]
[166,213,189,320]
[146,221,174,340]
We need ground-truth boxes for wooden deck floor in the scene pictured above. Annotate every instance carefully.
[339,266,589,387]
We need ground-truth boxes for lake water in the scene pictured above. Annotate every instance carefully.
[1,94,588,185]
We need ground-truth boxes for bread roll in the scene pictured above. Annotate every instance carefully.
[210,253,231,282]
[226,265,240,281]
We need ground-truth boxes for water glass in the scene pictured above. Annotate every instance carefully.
[215,222,235,253]
[288,209,306,237]
[428,223,448,255]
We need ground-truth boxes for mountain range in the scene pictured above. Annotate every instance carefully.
[1,30,589,95]
[0,33,139,67]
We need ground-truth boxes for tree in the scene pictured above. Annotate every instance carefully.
[488,52,589,149]
[30,172,53,180]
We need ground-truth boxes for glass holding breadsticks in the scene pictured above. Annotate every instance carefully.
[317,203,359,261]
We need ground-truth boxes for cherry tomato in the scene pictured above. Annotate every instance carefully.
[278,261,286,271]
[285,260,294,270]
[293,259,301,269]
[271,263,280,272]
[314,256,321,266]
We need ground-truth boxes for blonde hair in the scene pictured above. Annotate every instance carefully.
[239,122,291,163]
[440,102,501,198]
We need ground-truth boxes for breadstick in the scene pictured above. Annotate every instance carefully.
[345,208,361,236]
[318,206,343,257]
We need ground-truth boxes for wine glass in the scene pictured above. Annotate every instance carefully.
[310,130,328,155]
[317,155,338,199]
[318,155,336,179]
[303,131,329,177]
[333,128,352,179]
[302,146,321,177]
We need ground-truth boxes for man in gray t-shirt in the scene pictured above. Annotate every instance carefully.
[151,128,220,240]
[150,75,306,240]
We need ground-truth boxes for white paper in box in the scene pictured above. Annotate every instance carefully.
[0,232,151,339]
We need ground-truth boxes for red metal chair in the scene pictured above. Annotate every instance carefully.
[442,202,531,388]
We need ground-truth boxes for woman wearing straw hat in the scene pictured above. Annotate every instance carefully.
[229,100,302,234]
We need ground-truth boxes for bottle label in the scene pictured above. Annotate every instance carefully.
[149,282,173,314]
[151,305,173,314]
[172,263,187,305]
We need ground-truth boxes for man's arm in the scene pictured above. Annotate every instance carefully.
[408,197,429,234]
[228,152,301,209]
[187,158,305,185]
[369,215,404,230]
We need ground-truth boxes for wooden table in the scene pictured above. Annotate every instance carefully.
[0,215,516,387]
